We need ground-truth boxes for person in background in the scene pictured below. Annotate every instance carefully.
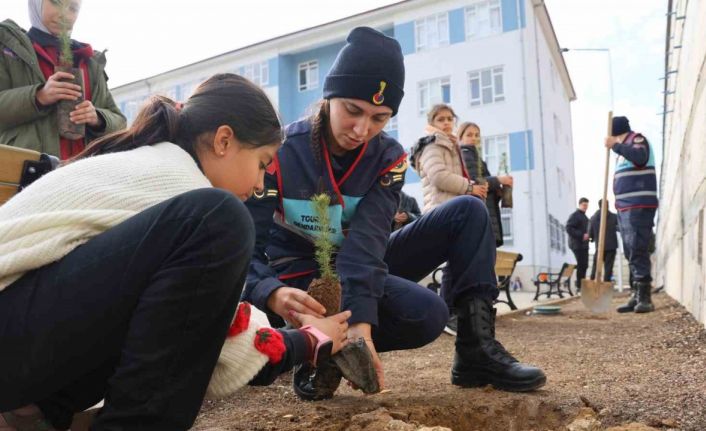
[392,190,421,231]
[0,0,126,159]
[566,197,590,291]
[607,116,658,313]
[457,121,513,247]
[589,199,619,284]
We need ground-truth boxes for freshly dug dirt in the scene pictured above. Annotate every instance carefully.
[194,293,706,430]
[307,278,341,317]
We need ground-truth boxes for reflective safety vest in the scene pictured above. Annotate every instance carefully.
[613,133,658,211]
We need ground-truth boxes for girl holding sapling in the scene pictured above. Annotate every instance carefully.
[0,0,126,159]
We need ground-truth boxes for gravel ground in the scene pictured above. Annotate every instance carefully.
[194,293,706,431]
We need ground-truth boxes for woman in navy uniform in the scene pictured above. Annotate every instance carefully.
[243,27,545,400]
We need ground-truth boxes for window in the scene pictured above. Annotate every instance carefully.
[482,134,510,174]
[550,61,556,92]
[415,13,449,51]
[465,0,502,40]
[418,77,451,115]
[243,61,269,86]
[469,66,505,106]
[501,208,513,245]
[298,60,318,91]
[548,215,567,253]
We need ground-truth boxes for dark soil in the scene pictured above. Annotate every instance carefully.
[307,278,341,317]
[194,293,706,430]
[56,65,85,140]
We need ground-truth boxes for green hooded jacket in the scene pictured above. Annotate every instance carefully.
[0,19,126,156]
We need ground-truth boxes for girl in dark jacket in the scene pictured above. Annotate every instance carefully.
[457,122,514,247]
[243,27,545,402]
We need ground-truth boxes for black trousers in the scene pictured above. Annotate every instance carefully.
[571,248,589,288]
[0,189,254,430]
[590,249,616,282]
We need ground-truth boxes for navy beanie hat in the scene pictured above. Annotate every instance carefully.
[611,116,631,136]
[323,27,405,116]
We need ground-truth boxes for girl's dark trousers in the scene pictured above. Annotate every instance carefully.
[0,188,254,430]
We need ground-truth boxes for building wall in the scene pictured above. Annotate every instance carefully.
[657,0,706,326]
[110,0,575,289]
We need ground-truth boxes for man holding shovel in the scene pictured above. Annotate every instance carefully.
[605,116,658,313]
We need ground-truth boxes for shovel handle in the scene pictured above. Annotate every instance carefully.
[595,111,613,282]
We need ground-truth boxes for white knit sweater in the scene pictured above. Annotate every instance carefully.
[0,142,212,290]
[0,142,277,398]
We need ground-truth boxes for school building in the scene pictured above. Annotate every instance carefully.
[110,0,578,286]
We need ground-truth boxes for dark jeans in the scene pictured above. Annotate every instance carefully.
[571,247,589,288]
[0,189,255,431]
[285,196,497,353]
[617,208,656,283]
[591,249,616,281]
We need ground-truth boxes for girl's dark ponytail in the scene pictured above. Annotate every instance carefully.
[70,95,179,162]
[69,73,282,164]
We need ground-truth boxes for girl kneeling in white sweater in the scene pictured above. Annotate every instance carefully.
[0,73,350,431]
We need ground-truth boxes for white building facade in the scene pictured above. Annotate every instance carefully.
[657,0,706,326]
[111,0,577,285]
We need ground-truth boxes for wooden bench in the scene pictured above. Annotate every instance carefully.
[494,251,522,310]
[533,263,575,300]
[426,250,523,310]
[0,144,58,205]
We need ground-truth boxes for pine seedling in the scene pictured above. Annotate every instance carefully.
[58,1,73,67]
[499,152,509,175]
[311,193,338,283]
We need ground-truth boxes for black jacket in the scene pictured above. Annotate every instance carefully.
[392,191,421,230]
[459,145,504,247]
[588,209,619,251]
[566,209,589,250]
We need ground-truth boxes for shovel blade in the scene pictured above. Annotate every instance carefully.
[581,279,613,313]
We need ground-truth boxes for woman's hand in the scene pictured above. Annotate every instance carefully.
[347,322,384,390]
[70,100,101,127]
[291,310,351,355]
[35,71,82,106]
[498,175,514,187]
[267,287,326,326]
[469,183,488,200]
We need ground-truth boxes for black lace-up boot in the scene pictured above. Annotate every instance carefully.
[292,360,342,401]
[616,281,638,313]
[451,297,546,392]
[634,281,655,313]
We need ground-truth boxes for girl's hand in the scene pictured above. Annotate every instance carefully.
[498,175,514,187]
[267,287,326,325]
[347,322,385,391]
[291,310,351,355]
[70,100,101,127]
[470,183,488,200]
[36,71,82,106]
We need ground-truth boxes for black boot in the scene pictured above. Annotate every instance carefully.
[452,297,546,392]
[292,359,342,401]
[616,283,638,313]
[634,281,654,313]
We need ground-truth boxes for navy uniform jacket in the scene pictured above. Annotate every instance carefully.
[612,132,658,211]
[243,119,407,326]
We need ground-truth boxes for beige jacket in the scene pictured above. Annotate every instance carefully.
[417,131,470,213]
